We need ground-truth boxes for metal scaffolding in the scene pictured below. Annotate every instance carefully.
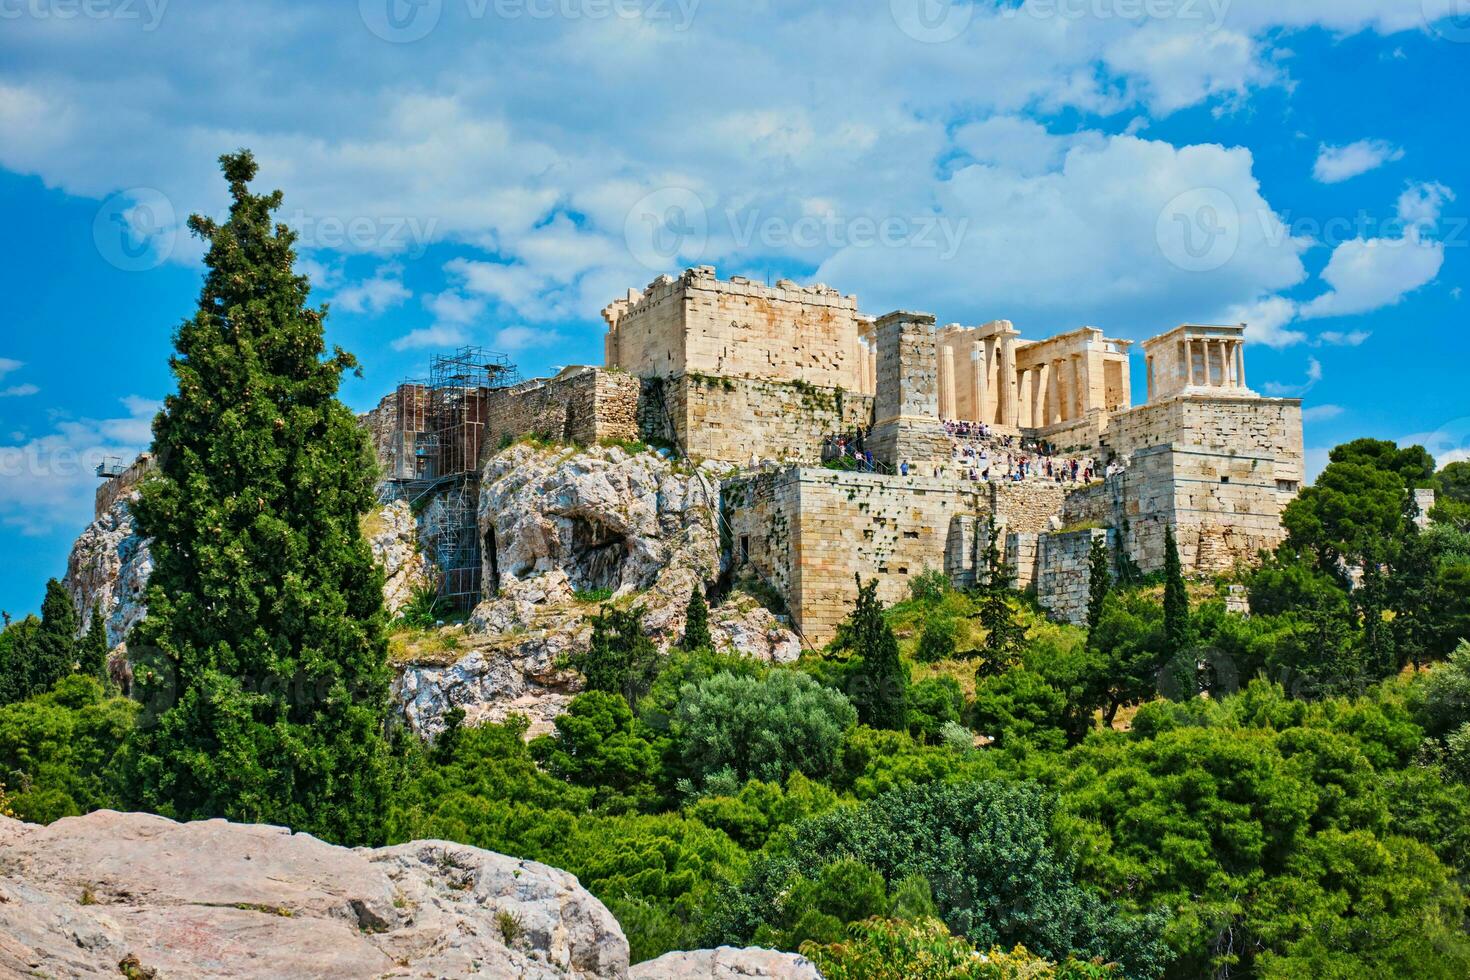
[384,347,522,610]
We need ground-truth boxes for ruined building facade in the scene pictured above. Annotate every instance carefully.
[351,266,1302,643]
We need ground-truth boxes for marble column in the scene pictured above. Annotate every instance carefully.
[968,341,985,423]
[1236,342,1246,389]
[938,341,956,418]
[1001,336,1019,427]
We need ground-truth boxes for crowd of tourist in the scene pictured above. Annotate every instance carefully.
[815,421,1107,486]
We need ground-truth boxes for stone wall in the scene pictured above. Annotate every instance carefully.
[94,453,155,520]
[603,266,868,392]
[1034,528,1111,625]
[868,311,951,468]
[1099,394,1304,573]
[479,367,639,459]
[651,373,873,464]
[364,368,641,480]
[725,468,1081,642]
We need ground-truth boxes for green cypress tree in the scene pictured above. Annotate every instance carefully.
[119,150,393,845]
[81,603,111,683]
[1085,534,1112,633]
[848,575,908,730]
[34,579,79,693]
[680,585,712,651]
[1162,525,1191,656]
[569,605,661,710]
[976,516,1026,675]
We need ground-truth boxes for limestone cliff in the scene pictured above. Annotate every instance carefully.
[64,443,801,739]
[0,809,816,979]
[64,497,432,653]
[396,444,801,738]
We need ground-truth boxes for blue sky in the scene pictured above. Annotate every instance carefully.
[1,0,1468,616]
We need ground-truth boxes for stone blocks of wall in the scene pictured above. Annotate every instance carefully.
[724,468,1088,643]
[1034,528,1111,625]
[651,374,873,465]
[480,368,640,458]
[94,454,156,520]
[604,267,866,391]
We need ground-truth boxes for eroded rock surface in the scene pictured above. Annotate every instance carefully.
[393,446,802,736]
[630,946,823,979]
[63,498,152,650]
[0,809,628,979]
[364,499,433,615]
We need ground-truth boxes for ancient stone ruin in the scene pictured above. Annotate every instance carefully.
[84,264,1304,651]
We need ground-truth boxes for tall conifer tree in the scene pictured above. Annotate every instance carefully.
[1162,526,1191,655]
[120,150,393,844]
[1085,534,1112,633]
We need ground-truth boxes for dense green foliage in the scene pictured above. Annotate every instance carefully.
[0,676,135,822]
[116,151,395,845]
[671,669,855,794]
[804,918,1119,980]
[0,580,90,706]
[845,577,908,730]
[569,604,661,710]
[707,780,1169,976]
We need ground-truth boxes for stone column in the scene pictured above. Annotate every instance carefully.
[1000,334,1019,428]
[1184,340,1195,387]
[1236,342,1246,389]
[938,341,956,418]
[1034,362,1046,426]
[1017,368,1031,428]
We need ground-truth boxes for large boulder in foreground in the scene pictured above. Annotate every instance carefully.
[631,946,822,979]
[0,810,628,979]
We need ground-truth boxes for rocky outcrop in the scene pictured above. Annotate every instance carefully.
[392,445,803,737]
[478,442,720,620]
[0,810,815,980]
[711,592,803,664]
[631,947,822,979]
[65,497,432,648]
[363,499,433,615]
[63,498,151,650]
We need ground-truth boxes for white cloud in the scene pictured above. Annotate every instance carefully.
[332,264,410,316]
[1297,235,1443,320]
[0,358,21,379]
[818,135,1308,336]
[1263,356,1322,396]
[1219,295,1304,348]
[1312,139,1403,183]
[0,385,40,398]
[1396,180,1455,230]
[1316,330,1371,347]
[0,396,157,536]
[492,325,564,354]
[391,289,488,352]
[1302,404,1345,423]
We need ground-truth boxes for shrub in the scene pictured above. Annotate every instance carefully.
[672,669,856,794]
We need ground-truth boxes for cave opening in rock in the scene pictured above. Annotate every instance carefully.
[571,517,627,593]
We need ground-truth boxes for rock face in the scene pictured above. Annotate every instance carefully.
[478,443,720,615]
[392,445,803,737]
[65,498,431,647]
[63,498,152,650]
[0,809,629,979]
[630,947,823,979]
[364,499,433,615]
